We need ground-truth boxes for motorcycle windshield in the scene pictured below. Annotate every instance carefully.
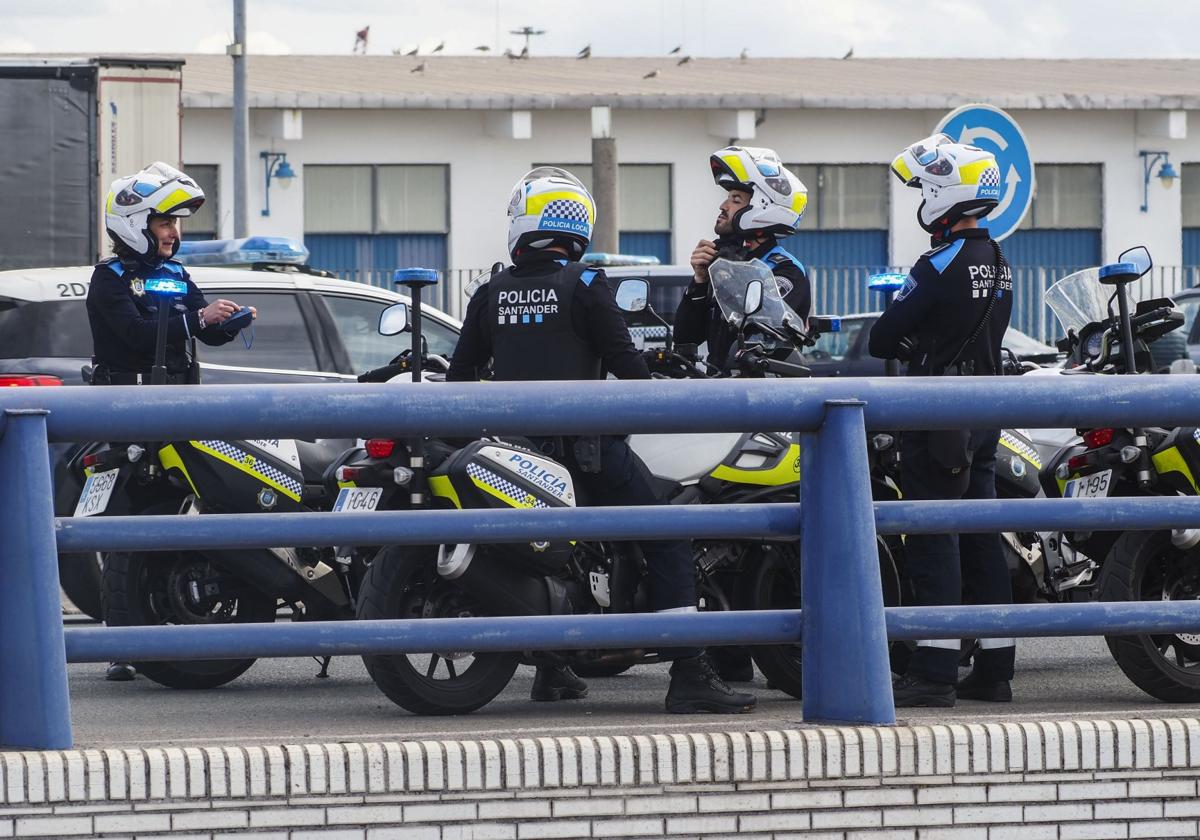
[709,258,803,332]
[1043,268,1125,336]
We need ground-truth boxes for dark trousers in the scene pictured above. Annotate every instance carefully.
[900,428,1015,685]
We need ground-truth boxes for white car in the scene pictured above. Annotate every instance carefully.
[0,263,461,387]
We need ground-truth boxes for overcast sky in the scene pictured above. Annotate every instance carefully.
[4,0,1198,60]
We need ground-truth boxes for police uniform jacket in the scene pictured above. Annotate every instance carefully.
[868,228,1013,377]
[447,252,651,383]
[86,257,235,376]
[673,237,811,371]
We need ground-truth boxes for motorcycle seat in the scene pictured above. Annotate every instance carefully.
[295,438,355,483]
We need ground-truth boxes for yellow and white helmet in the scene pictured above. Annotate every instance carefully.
[105,162,205,259]
[891,134,1001,234]
[709,147,807,236]
[506,167,595,259]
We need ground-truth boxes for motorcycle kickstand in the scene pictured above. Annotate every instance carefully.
[313,656,332,679]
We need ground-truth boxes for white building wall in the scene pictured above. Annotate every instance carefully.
[181,105,1197,272]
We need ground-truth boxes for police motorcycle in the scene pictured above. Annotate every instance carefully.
[1034,246,1200,701]
[610,259,903,698]
[57,277,369,689]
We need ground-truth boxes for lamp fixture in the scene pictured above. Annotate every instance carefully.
[1139,150,1179,213]
[260,151,296,217]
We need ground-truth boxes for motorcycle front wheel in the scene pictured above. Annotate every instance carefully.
[102,550,277,689]
[1101,529,1200,702]
[358,545,520,715]
[738,539,901,700]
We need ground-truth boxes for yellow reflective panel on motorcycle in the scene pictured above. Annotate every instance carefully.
[1152,446,1199,494]
[157,444,200,497]
[429,474,462,509]
[709,443,801,487]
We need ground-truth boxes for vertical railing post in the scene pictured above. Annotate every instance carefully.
[0,409,72,749]
[800,399,895,724]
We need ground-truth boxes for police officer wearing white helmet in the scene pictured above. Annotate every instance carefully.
[87,162,254,388]
[676,147,812,371]
[448,167,756,714]
[87,162,255,682]
[868,134,1015,708]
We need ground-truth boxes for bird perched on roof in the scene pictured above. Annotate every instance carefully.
[411,61,427,73]
[842,46,854,59]
[404,46,419,56]
[474,45,490,52]
[519,44,529,59]
[643,69,659,79]
[432,41,445,54]
[739,47,748,61]
[353,26,369,54]
[504,48,517,59]
[676,55,691,66]
[577,44,591,59]
[669,45,681,54]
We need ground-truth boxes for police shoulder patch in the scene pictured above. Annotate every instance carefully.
[894,273,919,302]
[775,277,794,296]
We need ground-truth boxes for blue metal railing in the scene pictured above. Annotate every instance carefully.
[5,377,1200,750]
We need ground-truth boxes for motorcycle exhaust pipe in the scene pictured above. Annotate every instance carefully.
[438,544,569,617]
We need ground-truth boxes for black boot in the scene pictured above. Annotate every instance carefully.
[709,647,754,683]
[956,670,1012,702]
[666,654,756,714]
[892,673,955,708]
[106,662,136,682]
[531,665,588,701]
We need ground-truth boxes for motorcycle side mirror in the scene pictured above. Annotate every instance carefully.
[1118,245,1153,278]
[743,279,764,318]
[378,302,410,336]
[614,278,649,313]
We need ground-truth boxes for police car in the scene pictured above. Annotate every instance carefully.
[0,238,462,387]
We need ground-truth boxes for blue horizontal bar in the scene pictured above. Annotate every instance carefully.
[4,376,1200,442]
[874,496,1200,534]
[57,496,1200,553]
[63,610,803,663]
[54,504,801,552]
[62,601,1200,663]
[885,601,1200,640]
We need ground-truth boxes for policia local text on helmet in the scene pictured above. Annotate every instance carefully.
[867,134,1017,709]
[446,166,756,714]
[675,147,812,372]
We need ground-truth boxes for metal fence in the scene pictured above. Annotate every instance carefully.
[336,265,1197,340]
[6,378,1200,750]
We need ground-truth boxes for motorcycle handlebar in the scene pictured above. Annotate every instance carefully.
[357,362,410,383]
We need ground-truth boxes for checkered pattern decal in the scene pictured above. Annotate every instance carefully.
[466,462,549,509]
[195,439,304,500]
[542,199,589,223]
[978,167,1001,189]
[999,431,1042,470]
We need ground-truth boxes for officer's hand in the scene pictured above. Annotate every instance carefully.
[690,240,718,284]
[200,299,238,325]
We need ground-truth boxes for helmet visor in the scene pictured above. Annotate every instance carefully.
[520,166,588,193]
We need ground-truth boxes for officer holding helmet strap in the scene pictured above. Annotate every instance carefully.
[868,134,1016,707]
[87,161,256,681]
[675,147,812,372]
[448,166,756,714]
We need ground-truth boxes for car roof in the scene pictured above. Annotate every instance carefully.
[0,264,460,325]
[602,264,693,278]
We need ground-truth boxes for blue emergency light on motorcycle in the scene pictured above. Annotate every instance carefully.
[175,237,309,267]
[393,268,439,287]
[867,272,908,292]
[1098,262,1139,285]
[143,277,188,296]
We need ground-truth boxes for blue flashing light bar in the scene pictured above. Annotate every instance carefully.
[393,268,440,286]
[868,272,909,292]
[143,277,189,296]
[176,237,309,267]
[1098,262,1138,281]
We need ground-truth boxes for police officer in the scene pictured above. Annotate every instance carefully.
[448,167,756,714]
[676,147,811,372]
[868,134,1016,707]
[88,162,252,388]
[88,162,254,681]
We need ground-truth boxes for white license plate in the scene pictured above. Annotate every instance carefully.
[1064,469,1113,499]
[73,468,120,517]
[333,487,383,513]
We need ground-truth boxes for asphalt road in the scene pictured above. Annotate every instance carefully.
[63,630,1198,750]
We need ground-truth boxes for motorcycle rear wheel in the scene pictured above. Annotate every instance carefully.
[739,539,901,700]
[59,552,104,620]
[358,545,520,715]
[1101,529,1200,702]
[102,550,277,689]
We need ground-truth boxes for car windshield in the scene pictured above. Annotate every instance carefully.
[709,258,803,332]
[1043,268,1122,336]
[321,293,459,370]
[0,299,93,357]
[1179,296,1200,344]
[811,318,867,360]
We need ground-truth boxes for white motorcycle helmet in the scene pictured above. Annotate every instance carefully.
[891,134,1001,234]
[709,147,808,236]
[105,162,206,260]
[507,167,595,259]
